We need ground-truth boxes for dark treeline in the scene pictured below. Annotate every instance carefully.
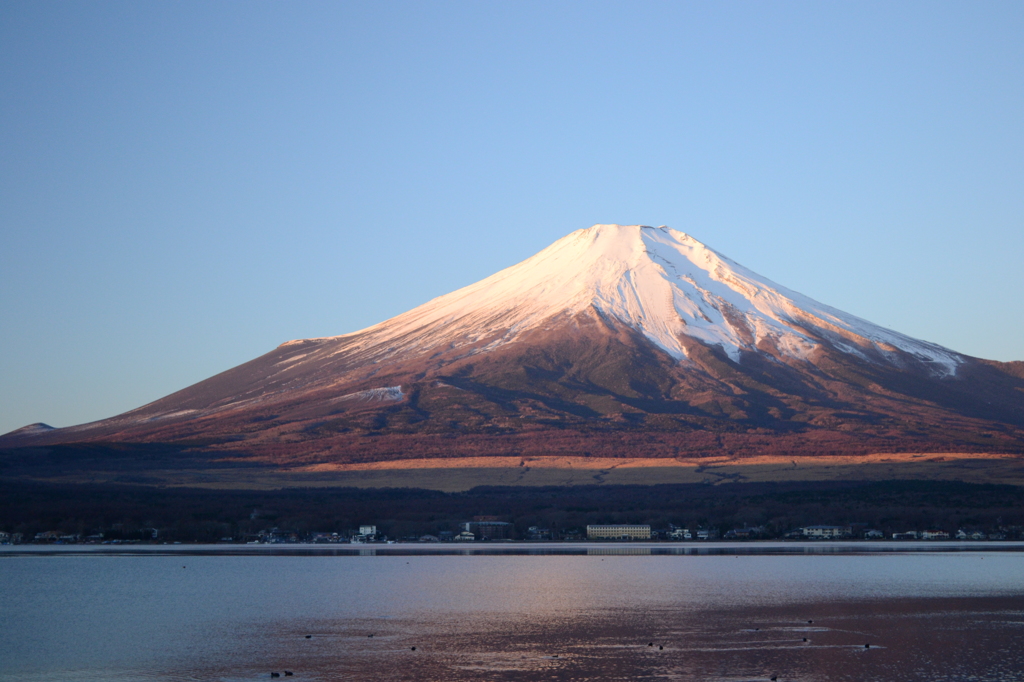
[2,479,1023,542]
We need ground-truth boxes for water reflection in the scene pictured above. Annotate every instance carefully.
[587,547,651,555]
[118,596,1024,681]
[3,551,1024,681]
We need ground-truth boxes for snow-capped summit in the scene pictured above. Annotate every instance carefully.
[294,224,961,375]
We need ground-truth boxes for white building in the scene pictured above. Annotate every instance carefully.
[921,530,950,540]
[800,525,852,539]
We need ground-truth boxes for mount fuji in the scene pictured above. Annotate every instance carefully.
[4,225,1024,469]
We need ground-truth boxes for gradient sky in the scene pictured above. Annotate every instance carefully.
[2,2,1023,435]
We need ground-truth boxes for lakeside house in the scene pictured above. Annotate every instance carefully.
[957,530,987,540]
[921,530,951,540]
[669,526,692,540]
[527,526,552,541]
[800,525,852,539]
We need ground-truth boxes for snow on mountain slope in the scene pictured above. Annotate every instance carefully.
[290,224,962,376]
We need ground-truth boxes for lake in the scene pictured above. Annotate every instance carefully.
[3,543,1024,681]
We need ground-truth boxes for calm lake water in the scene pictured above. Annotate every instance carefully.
[3,543,1024,681]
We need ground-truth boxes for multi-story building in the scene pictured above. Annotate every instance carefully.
[463,518,513,540]
[586,524,651,540]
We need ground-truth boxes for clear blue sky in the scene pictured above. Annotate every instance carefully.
[2,1,1022,434]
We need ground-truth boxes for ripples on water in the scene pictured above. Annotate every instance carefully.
[3,545,1024,681]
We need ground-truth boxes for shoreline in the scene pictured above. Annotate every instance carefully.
[5,540,1024,557]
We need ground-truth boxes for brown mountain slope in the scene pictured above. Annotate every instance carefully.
[3,310,1023,467]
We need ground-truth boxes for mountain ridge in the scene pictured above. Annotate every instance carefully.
[3,224,1022,469]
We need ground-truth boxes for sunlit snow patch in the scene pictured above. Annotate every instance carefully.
[330,386,404,404]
